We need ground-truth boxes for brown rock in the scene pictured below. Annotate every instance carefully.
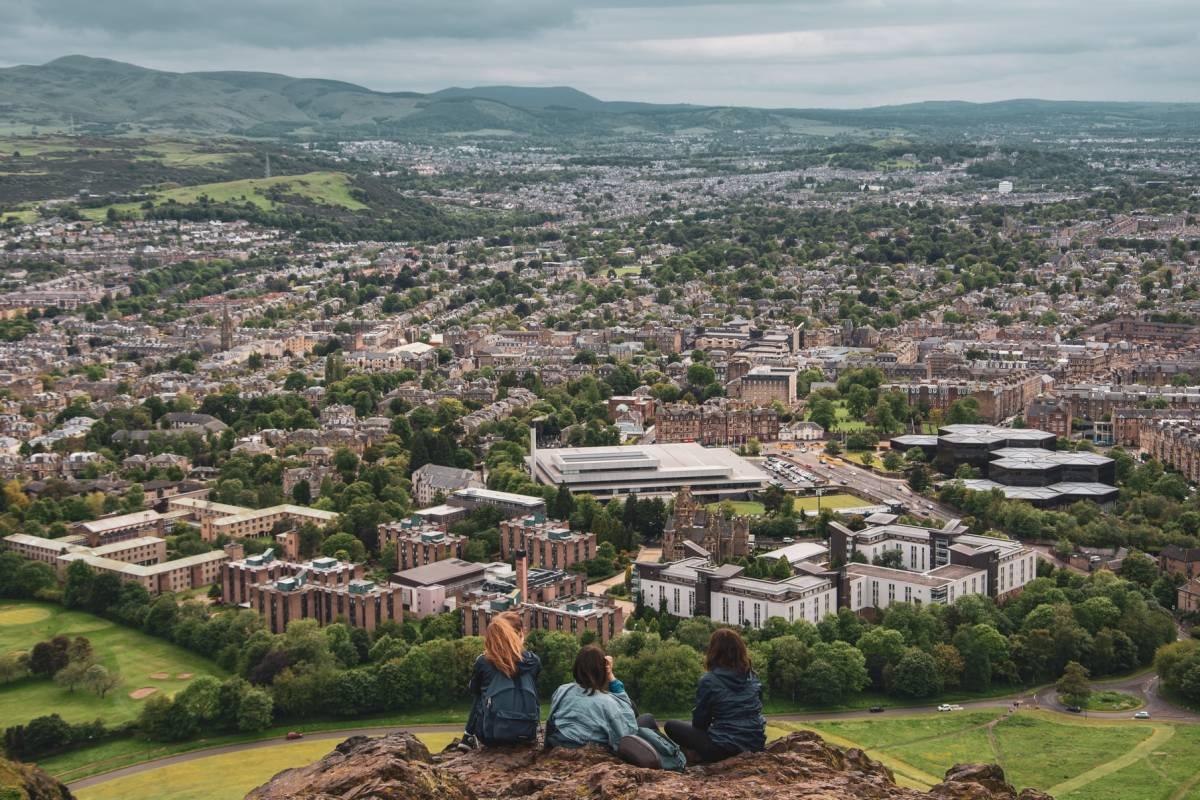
[247,730,1055,800]
[0,756,75,800]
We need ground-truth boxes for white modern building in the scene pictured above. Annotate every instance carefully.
[636,556,839,628]
[530,441,768,500]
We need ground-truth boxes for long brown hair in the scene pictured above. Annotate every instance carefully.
[705,628,751,674]
[573,645,609,695]
[484,612,525,678]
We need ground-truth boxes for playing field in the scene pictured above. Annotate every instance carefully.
[0,600,227,726]
[791,493,869,512]
[705,501,766,516]
[788,709,1200,799]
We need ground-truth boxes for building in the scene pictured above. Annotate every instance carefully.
[1025,397,1071,438]
[1139,419,1200,485]
[391,558,489,617]
[737,366,797,406]
[883,372,1048,424]
[1178,577,1200,615]
[661,486,751,563]
[498,515,595,570]
[636,556,838,628]
[655,402,779,446]
[378,518,467,571]
[410,464,481,507]
[530,442,768,501]
[223,550,403,634]
[168,496,339,542]
[829,519,1037,605]
[447,487,547,519]
[4,532,226,595]
[1159,545,1200,579]
[465,591,625,645]
[891,424,1117,508]
[76,510,165,547]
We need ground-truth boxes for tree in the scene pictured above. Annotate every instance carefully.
[553,483,575,521]
[54,660,91,692]
[767,635,809,701]
[1056,661,1091,707]
[1118,551,1158,588]
[908,463,930,492]
[932,643,965,689]
[292,479,312,506]
[636,642,703,711]
[176,675,222,722]
[237,688,275,732]
[321,533,366,563]
[890,648,943,698]
[62,560,95,609]
[856,627,906,688]
[953,624,1009,690]
[83,664,120,698]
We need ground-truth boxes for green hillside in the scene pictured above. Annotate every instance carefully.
[4,55,1199,139]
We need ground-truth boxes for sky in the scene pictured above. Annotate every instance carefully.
[4,0,1200,107]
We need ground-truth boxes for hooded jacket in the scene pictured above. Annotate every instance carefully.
[465,650,541,736]
[544,679,639,752]
[691,668,765,753]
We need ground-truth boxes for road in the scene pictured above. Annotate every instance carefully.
[586,546,659,615]
[768,446,959,523]
[69,676,1200,791]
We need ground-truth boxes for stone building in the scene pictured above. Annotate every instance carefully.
[661,486,751,563]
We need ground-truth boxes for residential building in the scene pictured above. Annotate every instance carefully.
[378,518,467,571]
[498,515,596,570]
[410,463,481,507]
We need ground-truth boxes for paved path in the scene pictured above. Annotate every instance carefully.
[1031,672,1199,722]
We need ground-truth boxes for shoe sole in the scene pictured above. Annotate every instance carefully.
[617,736,661,769]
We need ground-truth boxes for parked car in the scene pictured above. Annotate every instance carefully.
[868,706,885,713]
[286,731,305,740]
[938,704,953,712]
[1133,711,1151,720]
[1065,705,1082,713]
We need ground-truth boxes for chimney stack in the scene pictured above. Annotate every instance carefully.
[515,549,528,604]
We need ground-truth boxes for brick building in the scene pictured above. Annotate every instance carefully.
[1025,396,1071,438]
[656,401,779,446]
[1159,545,1200,580]
[736,366,797,406]
[378,519,467,571]
[498,515,595,571]
[1139,419,1200,485]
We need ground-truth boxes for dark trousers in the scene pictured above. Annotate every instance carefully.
[636,714,738,764]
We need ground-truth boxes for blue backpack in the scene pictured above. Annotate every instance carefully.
[479,668,540,745]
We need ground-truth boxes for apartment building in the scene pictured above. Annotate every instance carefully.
[1139,419,1200,484]
[76,509,166,546]
[377,519,467,571]
[498,515,595,570]
[736,366,798,406]
[656,401,780,446]
[168,496,339,542]
[636,556,839,628]
[884,371,1049,424]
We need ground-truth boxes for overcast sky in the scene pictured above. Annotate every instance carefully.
[5,0,1199,107]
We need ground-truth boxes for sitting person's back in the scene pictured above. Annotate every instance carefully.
[694,664,765,753]
[463,613,541,747]
[545,645,638,752]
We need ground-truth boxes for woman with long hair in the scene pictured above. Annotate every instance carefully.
[461,612,541,748]
[544,645,661,768]
[640,628,765,763]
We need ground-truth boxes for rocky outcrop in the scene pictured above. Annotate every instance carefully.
[246,730,1054,800]
[0,756,74,800]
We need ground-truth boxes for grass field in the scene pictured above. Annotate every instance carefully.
[1078,690,1143,712]
[0,601,227,726]
[705,501,766,516]
[791,493,870,513]
[78,170,366,220]
[788,709,1200,799]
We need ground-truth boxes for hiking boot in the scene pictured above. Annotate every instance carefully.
[618,735,662,769]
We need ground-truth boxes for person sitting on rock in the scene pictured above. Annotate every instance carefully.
[544,644,662,768]
[460,612,541,750]
[637,628,765,764]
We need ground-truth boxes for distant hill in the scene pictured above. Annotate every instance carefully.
[2,55,1198,139]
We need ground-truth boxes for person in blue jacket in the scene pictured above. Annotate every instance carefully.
[544,644,660,768]
[640,628,765,763]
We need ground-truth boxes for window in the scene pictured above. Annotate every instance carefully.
[722,597,729,622]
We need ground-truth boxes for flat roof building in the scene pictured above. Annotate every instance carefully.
[448,487,546,519]
[530,442,768,501]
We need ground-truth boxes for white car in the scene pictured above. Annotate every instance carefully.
[937,704,963,712]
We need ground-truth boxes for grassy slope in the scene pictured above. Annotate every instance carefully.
[792,709,1185,798]
[0,601,227,726]
[79,170,366,220]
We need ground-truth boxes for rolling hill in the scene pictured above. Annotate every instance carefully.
[2,55,1199,140]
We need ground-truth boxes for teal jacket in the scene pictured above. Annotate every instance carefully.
[544,680,638,752]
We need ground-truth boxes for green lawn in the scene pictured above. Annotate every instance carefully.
[0,601,227,726]
[1077,690,1143,712]
[78,170,366,220]
[792,710,1182,798]
[705,501,766,516]
[791,493,871,512]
